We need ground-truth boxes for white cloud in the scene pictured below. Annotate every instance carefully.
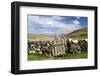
[28,15,82,34]
[38,29,54,34]
[72,20,80,25]
[76,17,80,20]
[52,16,64,21]
[46,20,54,25]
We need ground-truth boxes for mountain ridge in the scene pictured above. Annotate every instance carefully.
[63,27,88,39]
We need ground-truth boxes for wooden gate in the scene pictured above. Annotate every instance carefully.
[51,44,65,56]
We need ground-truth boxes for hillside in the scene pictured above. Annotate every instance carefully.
[28,28,87,41]
[28,34,54,41]
[64,28,88,39]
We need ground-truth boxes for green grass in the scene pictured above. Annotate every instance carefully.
[28,51,88,61]
[28,53,49,61]
[62,51,88,59]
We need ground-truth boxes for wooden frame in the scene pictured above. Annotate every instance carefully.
[11,1,98,74]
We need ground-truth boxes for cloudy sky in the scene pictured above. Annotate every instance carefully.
[28,15,88,35]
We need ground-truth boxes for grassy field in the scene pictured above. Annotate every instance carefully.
[28,53,49,61]
[62,51,88,59]
[28,51,88,61]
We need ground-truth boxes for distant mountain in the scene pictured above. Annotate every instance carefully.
[28,34,54,41]
[28,28,88,41]
[64,28,88,39]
